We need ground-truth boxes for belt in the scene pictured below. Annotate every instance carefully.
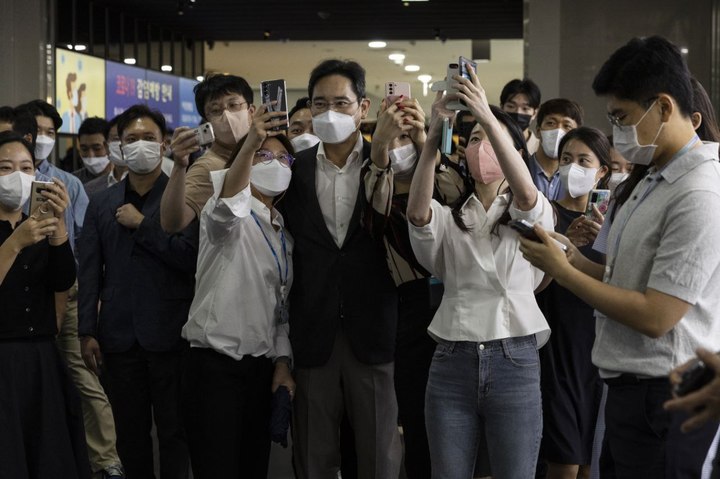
[604,373,668,387]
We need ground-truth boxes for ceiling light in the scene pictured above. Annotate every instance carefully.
[161,65,173,72]
[196,75,205,82]
[388,53,406,64]
[368,41,387,49]
[66,44,73,50]
[123,58,137,65]
[404,64,420,72]
[73,44,87,51]
[681,47,689,54]
[417,74,432,83]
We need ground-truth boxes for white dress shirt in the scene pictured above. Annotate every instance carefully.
[409,192,553,347]
[182,169,293,361]
[315,133,365,247]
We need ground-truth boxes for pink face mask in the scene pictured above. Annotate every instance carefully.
[466,140,504,184]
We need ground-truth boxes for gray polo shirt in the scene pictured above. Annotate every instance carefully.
[593,142,720,378]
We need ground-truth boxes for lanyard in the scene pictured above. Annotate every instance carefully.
[608,135,700,277]
[250,211,288,286]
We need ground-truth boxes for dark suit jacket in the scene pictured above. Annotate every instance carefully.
[282,141,398,368]
[78,173,198,353]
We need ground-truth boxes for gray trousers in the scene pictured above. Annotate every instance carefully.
[292,332,402,479]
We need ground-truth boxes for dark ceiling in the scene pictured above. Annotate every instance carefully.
[59,0,523,44]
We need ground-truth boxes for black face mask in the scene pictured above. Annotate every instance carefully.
[507,112,532,132]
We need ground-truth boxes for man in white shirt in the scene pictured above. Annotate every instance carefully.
[282,59,401,479]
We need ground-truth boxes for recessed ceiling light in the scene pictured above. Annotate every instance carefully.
[161,65,173,72]
[368,41,387,49]
[417,74,432,83]
[404,64,420,72]
[74,44,87,51]
[123,58,137,65]
[196,75,205,82]
[681,47,689,54]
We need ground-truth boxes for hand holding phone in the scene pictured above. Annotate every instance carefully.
[509,219,568,251]
[585,189,610,219]
[261,79,289,131]
[192,123,215,147]
[385,82,411,105]
[30,181,55,220]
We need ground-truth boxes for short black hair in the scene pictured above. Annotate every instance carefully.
[116,104,167,138]
[78,117,109,139]
[10,107,39,146]
[536,98,584,128]
[0,106,14,124]
[289,97,310,121]
[0,130,35,163]
[592,36,693,117]
[107,115,120,134]
[194,73,253,121]
[500,78,542,109]
[308,59,366,101]
[15,99,63,130]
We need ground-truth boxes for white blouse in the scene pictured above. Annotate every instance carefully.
[182,169,293,361]
[408,192,553,347]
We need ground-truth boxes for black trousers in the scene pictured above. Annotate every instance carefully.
[102,345,188,479]
[602,376,717,479]
[182,347,273,479]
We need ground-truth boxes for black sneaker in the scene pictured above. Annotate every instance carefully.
[103,465,125,479]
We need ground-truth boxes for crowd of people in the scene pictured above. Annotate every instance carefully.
[0,34,719,479]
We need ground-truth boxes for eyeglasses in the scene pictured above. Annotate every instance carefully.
[607,97,658,128]
[206,100,248,120]
[254,149,294,167]
[308,98,358,113]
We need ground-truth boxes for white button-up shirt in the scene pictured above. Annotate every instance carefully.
[182,169,293,361]
[409,192,553,347]
[315,134,365,247]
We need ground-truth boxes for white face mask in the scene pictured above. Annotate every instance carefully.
[250,160,292,197]
[612,101,663,166]
[559,163,599,198]
[312,110,358,144]
[540,128,566,159]
[0,171,35,211]
[35,135,55,160]
[290,133,321,152]
[389,143,418,180]
[211,110,250,146]
[107,141,125,166]
[608,172,629,194]
[122,140,162,174]
[82,155,110,175]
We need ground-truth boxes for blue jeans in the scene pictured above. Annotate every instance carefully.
[425,336,542,479]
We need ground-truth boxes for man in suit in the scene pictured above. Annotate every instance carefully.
[74,116,113,185]
[283,59,401,479]
[78,104,197,479]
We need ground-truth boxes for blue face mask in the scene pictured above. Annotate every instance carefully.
[612,100,663,166]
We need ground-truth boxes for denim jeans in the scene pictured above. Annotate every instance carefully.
[425,335,542,479]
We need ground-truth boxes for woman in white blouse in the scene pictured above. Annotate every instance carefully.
[180,105,296,478]
[406,66,553,478]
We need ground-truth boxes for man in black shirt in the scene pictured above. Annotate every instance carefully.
[78,105,197,479]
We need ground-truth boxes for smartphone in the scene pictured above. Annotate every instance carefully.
[509,219,568,251]
[585,189,610,219]
[445,62,463,110]
[458,56,477,109]
[385,81,411,105]
[30,180,54,220]
[440,118,453,155]
[260,79,288,131]
[674,359,716,396]
[192,123,215,147]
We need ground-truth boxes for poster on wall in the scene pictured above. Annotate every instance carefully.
[105,60,147,120]
[55,49,106,134]
[179,78,202,128]
[145,71,180,129]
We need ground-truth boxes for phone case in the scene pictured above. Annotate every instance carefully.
[445,63,464,111]
[261,79,288,131]
[585,189,611,218]
[194,123,215,147]
[385,81,411,105]
[30,181,54,219]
